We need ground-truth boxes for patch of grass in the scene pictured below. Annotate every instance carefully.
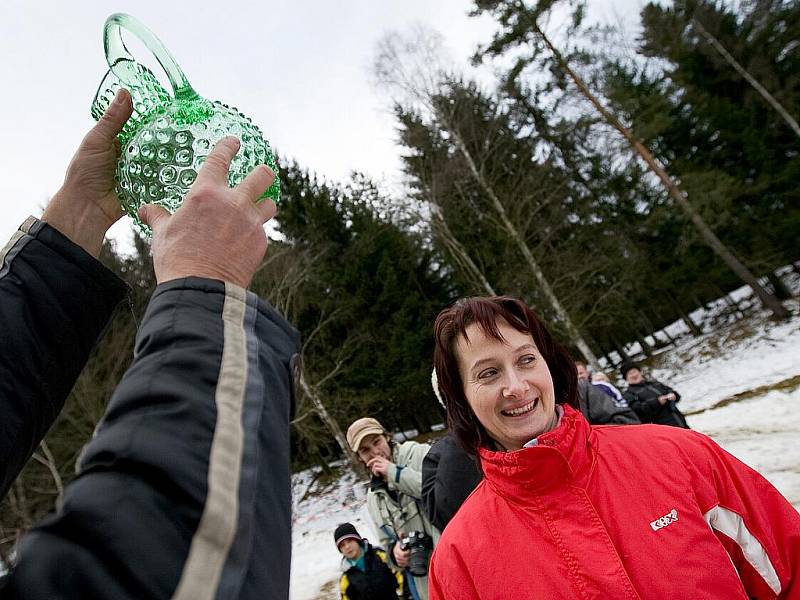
[298,465,347,502]
[686,375,800,415]
[314,578,339,599]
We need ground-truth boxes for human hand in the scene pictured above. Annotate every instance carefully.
[43,89,133,257]
[139,136,276,288]
[657,394,673,405]
[393,541,411,568]
[367,456,392,480]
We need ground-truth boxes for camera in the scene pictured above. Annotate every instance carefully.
[400,531,433,577]
[369,473,387,491]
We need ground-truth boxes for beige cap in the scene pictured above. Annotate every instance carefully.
[346,417,385,452]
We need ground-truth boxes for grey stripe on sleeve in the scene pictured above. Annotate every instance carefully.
[171,283,248,600]
[0,216,39,279]
[213,291,265,599]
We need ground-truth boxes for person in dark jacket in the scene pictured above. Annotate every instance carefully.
[567,361,639,425]
[422,372,482,531]
[0,89,299,600]
[576,378,640,425]
[576,361,631,408]
[621,362,689,428]
[421,435,482,531]
[335,523,403,600]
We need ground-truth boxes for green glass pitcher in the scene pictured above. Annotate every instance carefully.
[91,13,279,234]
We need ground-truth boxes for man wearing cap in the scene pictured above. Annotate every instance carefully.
[621,362,690,428]
[346,418,439,600]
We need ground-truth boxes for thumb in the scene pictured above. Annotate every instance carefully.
[138,204,170,231]
[94,89,133,139]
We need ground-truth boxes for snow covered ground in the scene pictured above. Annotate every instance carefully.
[291,467,372,599]
[289,297,800,600]
[651,311,800,414]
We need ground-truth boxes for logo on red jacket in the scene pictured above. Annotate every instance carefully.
[650,508,678,531]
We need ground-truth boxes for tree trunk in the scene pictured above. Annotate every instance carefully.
[430,203,497,295]
[658,327,675,346]
[528,18,789,320]
[669,293,703,337]
[610,334,631,363]
[646,307,674,345]
[636,332,653,358]
[719,289,745,319]
[692,17,800,139]
[767,271,792,301]
[692,294,708,313]
[297,368,367,478]
[316,450,334,477]
[444,122,602,371]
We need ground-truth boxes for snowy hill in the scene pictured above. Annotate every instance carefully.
[290,290,800,600]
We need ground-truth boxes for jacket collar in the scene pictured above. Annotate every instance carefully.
[478,405,595,496]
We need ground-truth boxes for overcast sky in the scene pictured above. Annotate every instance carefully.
[1,1,641,248]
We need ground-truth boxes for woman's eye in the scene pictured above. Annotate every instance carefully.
[519,354,536,366]
[477,368,498,380]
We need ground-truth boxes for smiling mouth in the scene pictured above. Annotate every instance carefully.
[501,398,538,417]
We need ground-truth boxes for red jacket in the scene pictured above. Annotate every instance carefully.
[429,405,800,599]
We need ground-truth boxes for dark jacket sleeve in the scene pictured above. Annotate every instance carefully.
[657,381,681,403]
[421,435,482,531]
[623,385,663,422]
[1,278,300,600]
[0,217,127,499]
[581,382,640,425]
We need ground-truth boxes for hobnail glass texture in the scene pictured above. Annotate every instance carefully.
[91,60,172,145]
[90,14,279,235]
[117,100,279,222]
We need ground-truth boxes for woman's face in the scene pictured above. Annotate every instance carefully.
[456,319,557,451]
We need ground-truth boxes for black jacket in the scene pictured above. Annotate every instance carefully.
[339,542,399,600]
[623,380,689,428]
[0,217,128,499]
[421,435,482,531]
[0,217,300,599]
[577,380,641,426]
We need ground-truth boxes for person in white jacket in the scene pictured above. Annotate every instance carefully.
[346,418,440,600]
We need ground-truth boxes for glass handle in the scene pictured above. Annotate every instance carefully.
[103,13,199,101]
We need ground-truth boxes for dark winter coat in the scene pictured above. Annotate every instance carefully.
[339,542,401,600]
[577,380,641,425]
[623,379,689,428]
[421,435,482,531]
[0,217,300,600]
[0,217,127,499]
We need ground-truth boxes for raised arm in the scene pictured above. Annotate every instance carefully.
[0,90,132,499]
[2,138,300,600]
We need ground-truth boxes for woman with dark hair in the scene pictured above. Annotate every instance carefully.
[428,296,800,600]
